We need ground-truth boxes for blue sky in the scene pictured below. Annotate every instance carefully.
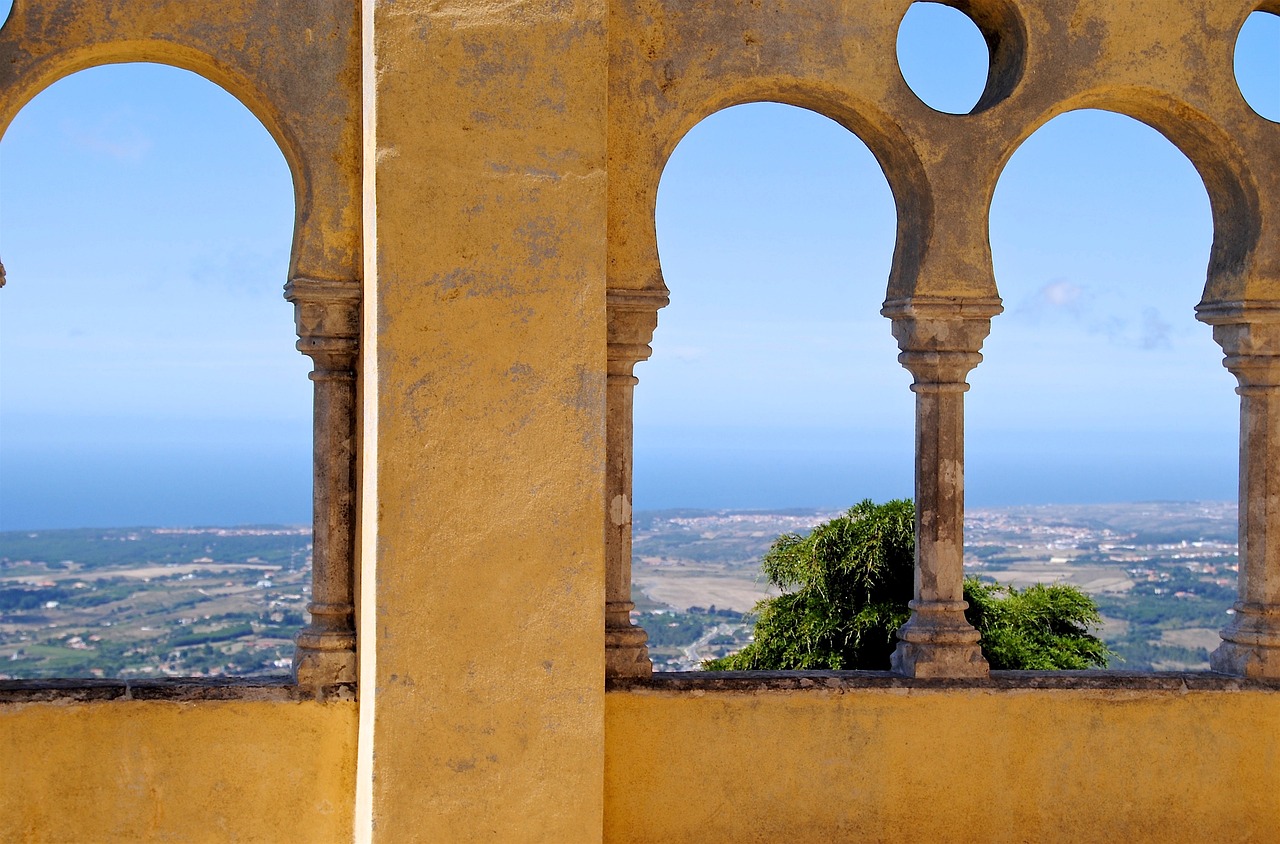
[1,5,1277,528]
[1,64,308,528]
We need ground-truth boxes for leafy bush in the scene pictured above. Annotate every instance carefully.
[706,499,1109,671]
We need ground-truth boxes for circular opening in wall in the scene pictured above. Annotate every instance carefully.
[0,0,14,31]
[1235,10,1280,122]
[897,2,991,115]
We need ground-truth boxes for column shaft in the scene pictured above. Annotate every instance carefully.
[604,290,667,679]
[1201,311,1280,677]
[605,366,650,677]
[287,278,360,686]
[884,299,1000,678]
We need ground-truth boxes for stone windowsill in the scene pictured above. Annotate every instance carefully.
[0,677,356,704]
[609,669,1280,693]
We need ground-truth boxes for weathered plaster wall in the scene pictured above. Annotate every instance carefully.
[364,1,608,839]
[0,699,357,843]
[605,683,1280,843]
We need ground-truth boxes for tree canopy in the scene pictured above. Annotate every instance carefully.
[705,499,1109,671]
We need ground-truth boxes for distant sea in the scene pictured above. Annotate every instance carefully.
[633,429,1238,511]
[1,429,1238,530]
[0,445,311,531]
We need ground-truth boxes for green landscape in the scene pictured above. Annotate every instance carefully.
[0,526,311,678]
[631,501,1239,671]
[0,501,1241,678]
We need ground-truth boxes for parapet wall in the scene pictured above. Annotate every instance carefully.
[0,689,357,843]
[607,675,1280,843]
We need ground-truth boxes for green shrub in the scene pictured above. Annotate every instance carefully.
[706,499,1109,671]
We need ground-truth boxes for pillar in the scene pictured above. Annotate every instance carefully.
[883,298,1001,678]
[605,289,668,679]
[1199,305,1280,678]
[285,277,360,686]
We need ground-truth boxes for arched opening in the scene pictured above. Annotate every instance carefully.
[0,63,306,679]
[1235,9,1280,122]
[896,2,991,114]
[974,109,1235,670]
[634,102,906,670]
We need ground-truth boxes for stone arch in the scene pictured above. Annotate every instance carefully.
[645,87,932,311]
[978,109,1226,506]
[605,86,924,677]
[0,47,311,282]
[0,0,361,285]
[0,0,362,686]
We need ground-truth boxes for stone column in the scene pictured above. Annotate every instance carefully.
[285,277,360,686]
[605,289,668,679]
[1199,304,1280,678]
[882,298,1001,678]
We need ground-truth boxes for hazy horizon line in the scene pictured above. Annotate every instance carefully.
[0,498,1240,534]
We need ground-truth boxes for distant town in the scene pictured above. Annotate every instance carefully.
[0,501,1240,678]
[0,526,312,678]
[631,501,1238,671]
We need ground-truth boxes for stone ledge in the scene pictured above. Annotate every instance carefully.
[608,670,1280,693]
[0,677,357,704]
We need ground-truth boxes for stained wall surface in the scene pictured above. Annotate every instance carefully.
[0,698,358,843]
[606,683,1280,843]
[363,0,610,838]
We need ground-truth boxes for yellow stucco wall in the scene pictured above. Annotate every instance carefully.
[363,1,609,839]
[606,686,1280,843]
[0,699,358,843]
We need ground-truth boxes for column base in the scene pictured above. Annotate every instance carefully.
[606,623,653,679]
[891,640,988,678]
[294,630,358,685]
[1209,641,1280,678]
[890,601,989,678]
[1210,607,1280,678]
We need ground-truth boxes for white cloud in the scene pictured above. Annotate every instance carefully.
[1139,307,1173,350]
[61,114,153,162]
[1018,278,1086,317]
[658,345,707,363]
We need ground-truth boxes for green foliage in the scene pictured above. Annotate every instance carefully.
[705,499,1109,671]
[706,499,914,670]
[962,579,1110,670]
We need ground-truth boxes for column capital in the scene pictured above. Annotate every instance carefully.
[1197,303,1280,391]
[608,288,669,373]
[882,297,1002,386]
[285,277,361,371]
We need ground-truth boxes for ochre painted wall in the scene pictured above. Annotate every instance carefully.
[0,699,357,843]
[363,1,609,839]
[605,687,1280,843]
